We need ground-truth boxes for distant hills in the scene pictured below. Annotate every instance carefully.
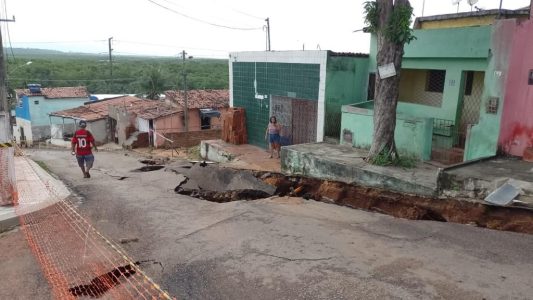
[4,47,108,59]
[4,47,226,61]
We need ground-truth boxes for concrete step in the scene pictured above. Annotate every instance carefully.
[431,147,464,165]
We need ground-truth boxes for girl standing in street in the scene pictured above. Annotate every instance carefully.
[265,116,282,159]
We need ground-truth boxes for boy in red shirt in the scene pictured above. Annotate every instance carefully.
[71,120,97,178]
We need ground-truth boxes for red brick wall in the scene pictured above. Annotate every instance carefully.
[131,132,150,148]
[163,129,221,148]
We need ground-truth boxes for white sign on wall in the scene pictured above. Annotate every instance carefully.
[378,63,397,79]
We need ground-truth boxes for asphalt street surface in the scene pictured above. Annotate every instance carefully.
[1,149,533,300]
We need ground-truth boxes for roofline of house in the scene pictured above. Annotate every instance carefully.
[414,8,530,28]
[82,95,136,105]
[328,51,369,58]
[48,113,106,122]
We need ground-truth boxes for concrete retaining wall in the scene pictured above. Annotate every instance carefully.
[281,146,437,196]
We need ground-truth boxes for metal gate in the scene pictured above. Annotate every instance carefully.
[270,96,317,145]
[458,71,484,147]
[292,99,317,144]
[271,96,293,145]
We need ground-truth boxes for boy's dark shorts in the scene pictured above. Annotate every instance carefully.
[76,154,94,168]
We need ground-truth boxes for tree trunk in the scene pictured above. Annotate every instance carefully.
[367,0,410,162]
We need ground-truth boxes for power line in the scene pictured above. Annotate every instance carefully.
[229,8,264,21]
[146,0,262,31]
[7,78,138,82]
[159,0,262,25]
[11,40,107,44]
[115,40,231,52]
[1,0,14,63]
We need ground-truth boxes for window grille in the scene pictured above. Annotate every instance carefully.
[426,70,446,93]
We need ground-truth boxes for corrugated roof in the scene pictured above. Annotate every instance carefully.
[164,89,229,109]
[16,86,89,99]
[50,96,180,121]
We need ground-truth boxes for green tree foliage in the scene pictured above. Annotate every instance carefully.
[363,0,415,165]
[141,67,166,100]
[5,49,229,95]
[363,0,415,44]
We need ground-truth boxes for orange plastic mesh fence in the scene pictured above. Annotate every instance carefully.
[14,156,174,299]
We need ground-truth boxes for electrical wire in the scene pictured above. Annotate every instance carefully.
[146,0,262,31]
[229,8,265,21]
[7,78,138,82]
[158,0,262,26]
[1,0,15,63]
[115,40,230,52]
[12,40,107,44]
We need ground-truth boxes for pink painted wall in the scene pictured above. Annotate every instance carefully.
[153,108,228,147]
[499,19,533,157]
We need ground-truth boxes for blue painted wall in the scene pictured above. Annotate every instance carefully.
[16,96,88,125]
[15,96,31,121]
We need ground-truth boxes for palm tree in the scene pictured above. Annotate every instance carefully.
[141,68,167,100]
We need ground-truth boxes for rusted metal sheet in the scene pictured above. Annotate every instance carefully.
[292,99,317,144]
[270,96,293,145]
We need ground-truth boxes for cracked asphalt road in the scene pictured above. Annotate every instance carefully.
[3,149,533,300]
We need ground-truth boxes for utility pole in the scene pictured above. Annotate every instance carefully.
[0,16,16,206]
[181,50,188,132]
[108,37,113,91]
[265,18,271,51]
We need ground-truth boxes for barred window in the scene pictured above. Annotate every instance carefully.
[426,70,446,93]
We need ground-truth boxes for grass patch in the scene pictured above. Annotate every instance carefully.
[34,160,53,174]
[370,152,418,169]
[186,145,201,160]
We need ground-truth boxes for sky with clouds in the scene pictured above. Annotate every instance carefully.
[2,0,531,58]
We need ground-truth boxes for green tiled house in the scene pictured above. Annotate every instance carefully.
[229,51,369,148]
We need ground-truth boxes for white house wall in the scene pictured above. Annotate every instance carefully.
[13,117,33,145]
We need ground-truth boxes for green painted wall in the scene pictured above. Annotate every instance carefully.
[232,62,321,148]
[404,26,491,59]
[355,23,516,162]
[324,55,369,138]
[464,20,515,160]
[369,30,489,124]
[340,103,433,160]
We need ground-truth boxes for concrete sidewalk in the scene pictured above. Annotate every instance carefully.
[282,143,440,196]
[0,156,70,232]
[201,139,281,172]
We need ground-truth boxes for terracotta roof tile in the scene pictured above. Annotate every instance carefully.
[15,87,89,99]
[50,96,180,121]
[164,89,229,109]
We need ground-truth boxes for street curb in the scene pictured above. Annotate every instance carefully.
[0,208,19,233]
[0,158,70,233]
